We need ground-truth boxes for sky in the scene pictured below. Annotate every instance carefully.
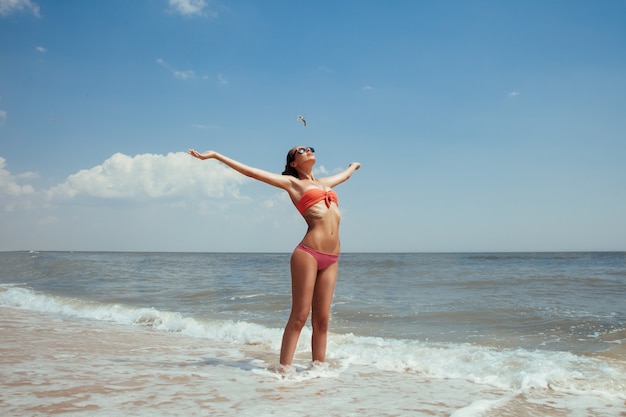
[1,0,625,253]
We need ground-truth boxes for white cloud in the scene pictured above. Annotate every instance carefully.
[0,156,35,198]
[174,69,195,80]
[0,153,300,252]
[167,0,215,17]
[314,165,329,176]
[157,58,196,80]
[0,110,6,125]
[35,45,46,53]
[508,91,520,97]
[362,85,375,91]
[47,152,248,201]
[16,171,39,180]
[217,73,228,85]
[0,0,40,17]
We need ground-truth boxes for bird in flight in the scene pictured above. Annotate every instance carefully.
[297,115,306,127]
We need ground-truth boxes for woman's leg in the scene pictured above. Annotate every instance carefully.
[311,262,338,362]
[279,248,318,366]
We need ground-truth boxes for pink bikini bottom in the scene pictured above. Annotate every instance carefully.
[295,244,339,271]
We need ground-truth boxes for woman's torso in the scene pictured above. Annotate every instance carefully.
[290,183,341,254]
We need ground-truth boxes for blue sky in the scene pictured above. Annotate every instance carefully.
[1,0,625,252]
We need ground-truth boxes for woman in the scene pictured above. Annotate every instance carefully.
[187,146,360,369]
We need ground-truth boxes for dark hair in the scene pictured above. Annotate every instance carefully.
[282,149,299,178]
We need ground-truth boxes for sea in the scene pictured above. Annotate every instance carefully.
[1,251,625,417]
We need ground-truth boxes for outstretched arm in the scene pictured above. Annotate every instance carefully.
[319,162,361,188]
[188,149,292,190]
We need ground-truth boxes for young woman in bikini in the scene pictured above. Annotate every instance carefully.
[187,146,360,369]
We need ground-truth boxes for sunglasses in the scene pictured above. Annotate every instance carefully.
[292,147,315,157]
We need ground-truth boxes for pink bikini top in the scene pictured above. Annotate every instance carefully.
[296,188,339,215]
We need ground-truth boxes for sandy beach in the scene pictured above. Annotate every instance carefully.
[1,307,228,415]
[2,251,625,416]
[4,306,624,417]
[0,306,511,417]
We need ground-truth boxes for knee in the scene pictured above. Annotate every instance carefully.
[287,313,309,332]
[311,315,330,333]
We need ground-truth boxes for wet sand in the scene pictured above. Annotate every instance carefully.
[0,307,478,417]
[3,306,623,417]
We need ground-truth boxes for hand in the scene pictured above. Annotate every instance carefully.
[188,149,217,160]
[349,162,361,170]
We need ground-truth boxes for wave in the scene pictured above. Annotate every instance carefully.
[1,284,625,400]
[0,284,277,346]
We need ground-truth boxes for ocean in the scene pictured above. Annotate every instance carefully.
[1,251,625,416]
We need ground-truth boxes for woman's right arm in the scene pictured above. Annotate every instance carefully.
[188,149,292,190]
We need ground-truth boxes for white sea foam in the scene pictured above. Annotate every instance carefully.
[450,398,508,417]
[2,284,625,406]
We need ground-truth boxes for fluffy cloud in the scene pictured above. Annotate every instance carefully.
[0,152,300,252]
[0,110,6,125]
[1,153,339,211]
[168,0,214,17]
[0,0,40,17]
[47,152,248,201]
[0,157,35,197]
[0,157,37,212]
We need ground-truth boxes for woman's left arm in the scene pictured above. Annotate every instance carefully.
[321,162,361,188]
